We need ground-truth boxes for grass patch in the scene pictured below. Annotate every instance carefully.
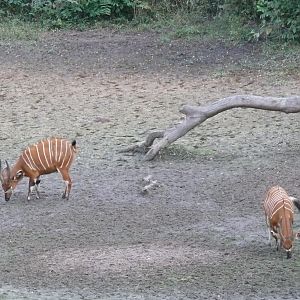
[0,18,43,41]
[224,40,300,74]
[159,144,216,161]
[85,9,254,43]
[129,11,253,43]
[260,41,300,69]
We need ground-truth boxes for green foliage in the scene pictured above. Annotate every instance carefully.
[153,0,223,16]
[161,12,252,42]
[221,0,258,20]
[0,0,300,43]
[256,0,300,41]
[31,0,115,27]
[1,0,31,15]
[219,0,300,42]
[0,0,151,27]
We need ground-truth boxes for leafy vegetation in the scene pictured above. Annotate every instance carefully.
[0,0,299,43]
[0,0,150,28]
[256,0,300,41]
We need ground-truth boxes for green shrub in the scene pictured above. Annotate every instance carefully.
[1,0,31,15]
[256,0,300,41]
[161,0,223,15]
[221,0,258,20]
[1,0,300,43]
[0,0,150,26]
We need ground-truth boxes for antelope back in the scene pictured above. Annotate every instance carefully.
[21,138,77,174]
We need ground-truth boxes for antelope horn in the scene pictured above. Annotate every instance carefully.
[5,160,10,177]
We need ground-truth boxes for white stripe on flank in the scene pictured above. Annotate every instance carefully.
[58,139,63,163]
[55,138,58,162]
[24,149,35,170]
[22,153,33,170]
[48,138,53,166]
[35,144,47,170]
[264,186,294,219]
[65,145,73,169]
[60,141,69,168]
[265,198,293,217]
[270,203,294,219]
[27,147,39,170]
[42,140,50,168]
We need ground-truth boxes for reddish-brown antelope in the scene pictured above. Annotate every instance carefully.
[0,138,77,201]
[264,186,300,259]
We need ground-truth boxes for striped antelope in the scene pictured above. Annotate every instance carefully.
[0,138,77,201]
[263,186,300,259]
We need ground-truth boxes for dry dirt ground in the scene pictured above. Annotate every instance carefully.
[0,29,300,299]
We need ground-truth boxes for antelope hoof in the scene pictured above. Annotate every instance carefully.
[62,193,69,200]
[287,251,292,259]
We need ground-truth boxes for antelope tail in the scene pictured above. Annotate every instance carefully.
[291,197,300,211]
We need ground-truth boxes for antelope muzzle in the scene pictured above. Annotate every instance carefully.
[4,187,12,201]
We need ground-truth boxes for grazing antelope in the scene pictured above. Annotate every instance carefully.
[0,138,77,201]
[264,186,300,259]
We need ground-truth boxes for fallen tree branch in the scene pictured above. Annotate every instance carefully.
[121,95,300,161]
[119,131,164,154]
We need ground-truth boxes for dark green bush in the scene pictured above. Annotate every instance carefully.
[1,0,300,42]
[153,0,223,15]
[0,0,146,26]
[1,0,31,15]
[257,0,300,41]
[221,0,258,20]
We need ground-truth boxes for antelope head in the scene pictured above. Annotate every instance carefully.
[0,160,23,201]
[272,217,294,259]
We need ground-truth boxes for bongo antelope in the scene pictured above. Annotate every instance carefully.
[0,138,77,201]
[264,186,300,259]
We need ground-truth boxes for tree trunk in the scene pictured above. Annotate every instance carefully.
[120,95,300,161]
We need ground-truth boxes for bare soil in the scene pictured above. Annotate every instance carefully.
[0,29,300,299]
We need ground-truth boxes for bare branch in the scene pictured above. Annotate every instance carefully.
[119,130,164,154]
[123,95,300,161]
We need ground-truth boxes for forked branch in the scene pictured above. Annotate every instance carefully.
[121,95,300,161]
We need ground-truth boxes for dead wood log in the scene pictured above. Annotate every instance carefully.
[121,95,300,161]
